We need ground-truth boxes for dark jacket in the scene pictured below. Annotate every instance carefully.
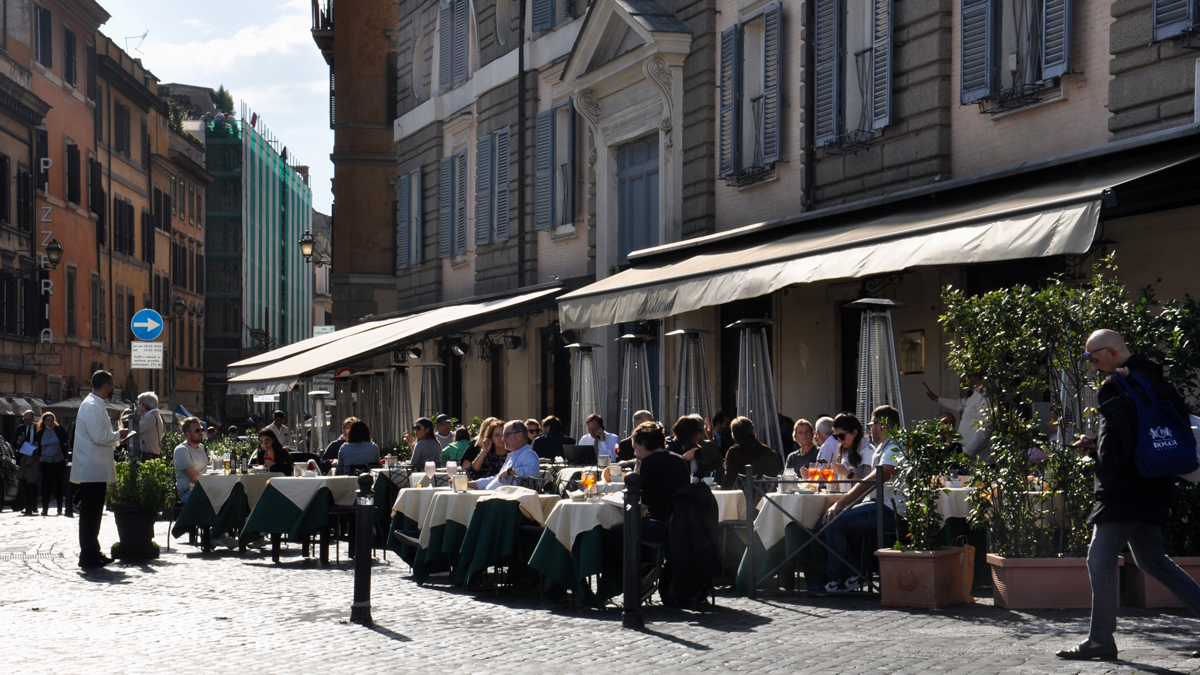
[721,437,783,489]
[531,433,575,461]
[639,450,692,521]
[33,426,71,462]
[319,436,346,474]
[617,437,635,462]
[663,482,722,604]
[665,437,724,481]
[1089,354,1189,527]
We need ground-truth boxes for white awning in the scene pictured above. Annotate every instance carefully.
[227,288,560,395]
[558,148,1200,329]
[225,316,395,379]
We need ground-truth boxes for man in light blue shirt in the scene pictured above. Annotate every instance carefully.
[484,420,541,490]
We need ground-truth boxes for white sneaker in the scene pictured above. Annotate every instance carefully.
[842,575,865,592]
[823,580,847,594]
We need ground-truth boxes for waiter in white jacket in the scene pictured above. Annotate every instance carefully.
[923,375,991,460]
[71,371,129,568]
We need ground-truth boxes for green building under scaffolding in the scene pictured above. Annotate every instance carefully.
[202,112,312,424]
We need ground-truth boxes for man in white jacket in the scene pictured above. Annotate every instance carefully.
[71,371,128,568]
[923,376,991,460]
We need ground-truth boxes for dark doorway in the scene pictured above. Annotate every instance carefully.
[840,304,861,416]
[490,345,505,420]
[441,348,463,421]
[541,326,572,427]
[719,296,773,418]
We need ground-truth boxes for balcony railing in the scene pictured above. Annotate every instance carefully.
[312,0,334,31]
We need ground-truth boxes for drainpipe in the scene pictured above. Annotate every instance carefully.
[516,0,527,287]
[803,0,815,212]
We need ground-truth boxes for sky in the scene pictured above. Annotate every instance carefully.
[98,0,334,213]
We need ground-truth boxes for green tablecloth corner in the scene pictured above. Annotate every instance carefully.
[736,523,828,594]
[528,526,617,609]
[453,499,525,588]
[239,486,306,544]
[374,476,395,525]
[171,482,250,540]
[410,520,469,584]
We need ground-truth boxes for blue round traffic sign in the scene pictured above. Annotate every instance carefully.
[131,308,164,341]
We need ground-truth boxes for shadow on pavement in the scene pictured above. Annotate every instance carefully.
[362,623,411,643]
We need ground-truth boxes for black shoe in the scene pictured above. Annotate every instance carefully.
[79,554,113,569]
[41,509,48,516]
[1056,641,1118,661]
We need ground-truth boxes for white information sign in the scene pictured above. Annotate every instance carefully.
[312,371,335,389]
[253,394,281,403]
[314,325,335,337]
[131,341,163,369]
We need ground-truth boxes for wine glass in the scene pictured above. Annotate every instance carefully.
[425,461,436,487]
[445,461,457,477]
[581,472,596,498]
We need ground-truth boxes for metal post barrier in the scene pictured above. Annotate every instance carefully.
[351,473,374,625]
[874,470,885,593]
[743,464,756,600]
[622,472,644,629]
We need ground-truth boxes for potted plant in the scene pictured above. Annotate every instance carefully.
[106,458,174,560]
[1125,480,1200,607]
[875,420,967,608]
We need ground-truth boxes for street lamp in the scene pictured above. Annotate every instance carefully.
[45,239,63,269]
[299,231,331,268]
[172,295,187,318]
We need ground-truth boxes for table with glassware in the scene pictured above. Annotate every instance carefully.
[239,475,361,560]
[528,491,626,607]
[554,465,625,495]
[171,471,278,542]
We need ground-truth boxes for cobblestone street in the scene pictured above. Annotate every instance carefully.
[1,509,1198,674]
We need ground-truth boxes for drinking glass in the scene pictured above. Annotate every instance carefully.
[581,473,596,498]
[425,461,436,486]
[445,461,457,477]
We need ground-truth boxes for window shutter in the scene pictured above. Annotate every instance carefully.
[454,151,468,256]
[35,129,48,192]
[493,127,510,242]
[0,155,9,224]
[960,0,995,104]
[412,169,423,264]
[1040,0,1070,78]
[124,113,132,157]
[66,144,81,204]
[813,0,840,145]
[534,109,554,230]
[453,0,469,87]
[718,24,741,177]
[871,0,893,130]
[761,5,782,164]
[40,8,52,68]
[1153,0,1194,41]
[439,3,454,92]
[397,171,411,269]
[475,133,493,246]
[533,0,554,31]
[439,156,453,258]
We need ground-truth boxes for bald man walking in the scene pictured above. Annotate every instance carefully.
[1057,330,1200,661]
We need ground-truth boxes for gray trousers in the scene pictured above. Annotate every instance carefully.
[1087,521,1200,645]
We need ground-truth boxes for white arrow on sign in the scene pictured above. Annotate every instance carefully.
[133,317,161,331]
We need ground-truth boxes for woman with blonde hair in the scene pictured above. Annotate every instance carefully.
[466,418,508,481]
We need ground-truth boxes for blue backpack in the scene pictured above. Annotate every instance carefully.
[1112,370,1199,478]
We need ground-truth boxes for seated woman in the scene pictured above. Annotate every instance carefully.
[667,415,723,482]
[784,419,821,473]
[441,427,472,464]
[635,421,692,525]
[466,418,507,481]
[336,420,381,475]
[829,413,872,482]
[254,430,295,476]
[405,417,442,469]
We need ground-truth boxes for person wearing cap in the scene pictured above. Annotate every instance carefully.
[264,410,292,449]
[434,415,453,449]
[406,417,443,469]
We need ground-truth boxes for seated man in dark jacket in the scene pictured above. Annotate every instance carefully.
[530,415,575,461]
[720,416,783,489]
[1057,329,1200,661]
[634,422,691,523]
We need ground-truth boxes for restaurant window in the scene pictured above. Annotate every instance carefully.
[811,0,892,147]
[960,0,1070,109]
[34,5,52,68]
[62,25,76,86]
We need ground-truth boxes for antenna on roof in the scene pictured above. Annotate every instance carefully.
[125,31,149,55]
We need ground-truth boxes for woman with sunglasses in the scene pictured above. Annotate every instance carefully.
[406,417,442,469]
[830,413,872,481]
[467,418,508,481]
[254,430,295,476]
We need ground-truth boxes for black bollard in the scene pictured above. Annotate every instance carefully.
[350,473,374,625]
[622,472,644,630]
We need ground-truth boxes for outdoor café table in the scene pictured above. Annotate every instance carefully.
[453,486,559,587]
[371,466,415,526]
[171,472,276,541]
[410,489,486,583]
[736,490,842,593]
[387,486,450,561]
[528,492,625,607]
[711,489,747,524]
[240,475,360,560]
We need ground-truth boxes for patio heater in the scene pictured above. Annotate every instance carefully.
[617,334,654,438]
[726,319,783,457]
[419,364,443,420]
[847,298,906,426]
[667,329,712,424]
[390,363,414,449]
[308,390,330,452]
[567,342,603,444]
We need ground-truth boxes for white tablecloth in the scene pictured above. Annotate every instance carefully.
[197,473,276,512]
[711,490,747,523]
[755,492,841,550]
[393,487,451,524]
[542,494,623,550]
[417,490,486,548]
[937,488,974,520]
[268,476,360,509]
[476,485,560,525]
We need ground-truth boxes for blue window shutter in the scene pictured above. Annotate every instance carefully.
[871,0,893,130]
[455,151,468,256]
[475,133,493,246]
[534,109,554,230]
[411,169,423,264]
[533,0,554,31]
[493,128,510,242]
[718,24,741,177]
[438,156,453,258]
[397,171,411,269]
[813,0,840,145]
[453,0,469,87]
[563,106,575,226]
[1041,0,1070,78]
[1153,0,1194,41]
[438,3,453,92]
[960,0,995,104]
[761,5,782,164]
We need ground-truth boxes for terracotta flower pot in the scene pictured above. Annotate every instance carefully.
[987,554,1122,609]
[1124,557,1200,608]
[875,547,965,608]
